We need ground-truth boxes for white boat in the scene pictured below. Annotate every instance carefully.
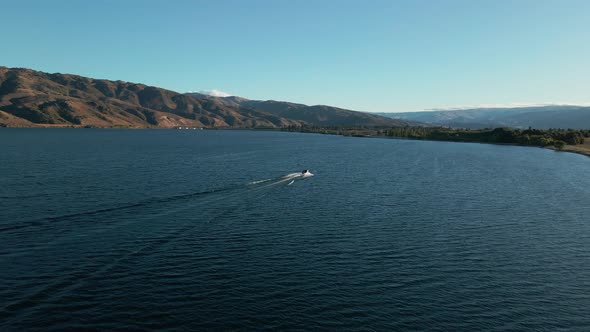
[301,169,314,177]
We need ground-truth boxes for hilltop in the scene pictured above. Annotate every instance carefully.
[186,93,415,127]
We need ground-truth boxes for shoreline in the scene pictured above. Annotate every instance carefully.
[282,128,590,158]
[545,145,590,158]
[347,132,590,158]
[2,125,589,158]
[368,133,590,158]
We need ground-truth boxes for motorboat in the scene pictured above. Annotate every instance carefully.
[301,169,314,177]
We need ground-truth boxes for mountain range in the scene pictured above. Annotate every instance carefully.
[378,105,590,129]
[0,66,410,128]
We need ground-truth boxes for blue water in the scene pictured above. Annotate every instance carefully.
[1,129,589,331]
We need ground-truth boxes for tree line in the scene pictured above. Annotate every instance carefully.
[383,127,586,148]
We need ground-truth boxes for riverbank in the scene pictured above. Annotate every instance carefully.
[282,126,590,158]
[379,133,590,158]
[546,142,590,157]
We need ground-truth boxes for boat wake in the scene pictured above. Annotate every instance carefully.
[0,171,314,233]
[0,170,315,321]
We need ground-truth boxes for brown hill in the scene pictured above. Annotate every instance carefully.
[0,67,303,128]
[0,66,415,128]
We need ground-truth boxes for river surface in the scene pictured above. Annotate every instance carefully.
[1,129,589,331]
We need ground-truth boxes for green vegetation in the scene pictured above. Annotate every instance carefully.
[283,124,377,137]
[384,127,585,147]
[283,125,588,149]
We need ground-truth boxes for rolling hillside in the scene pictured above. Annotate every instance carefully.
[0,67,305,128]
[0,66,413,128]
[185,94,416,127]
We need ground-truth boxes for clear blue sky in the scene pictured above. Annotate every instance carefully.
[2,0,589,112]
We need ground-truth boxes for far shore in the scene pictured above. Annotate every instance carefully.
[337,131,590,158]
[336,131,590,158]
[2,125,589,158]
[545,144,590,158]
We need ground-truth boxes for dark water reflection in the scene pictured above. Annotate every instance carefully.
[1,129,589,331]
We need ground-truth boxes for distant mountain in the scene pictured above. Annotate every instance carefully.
[378,105,590,129]
[186,93,415,127]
